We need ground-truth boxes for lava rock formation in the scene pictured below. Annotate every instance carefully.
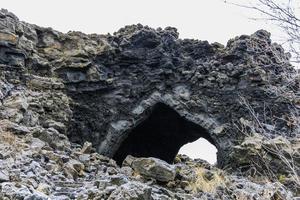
[0,9,299,199]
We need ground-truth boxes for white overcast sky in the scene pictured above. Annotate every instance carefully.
[0,0,288,164]
[0,0,279,45]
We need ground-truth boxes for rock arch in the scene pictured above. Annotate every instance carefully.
[0,9,298,196]
[110,102,218,165]
[0,12,294,172]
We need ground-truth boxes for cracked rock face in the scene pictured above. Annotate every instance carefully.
[0,8,299,198]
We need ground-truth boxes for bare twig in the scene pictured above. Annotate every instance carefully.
[236,94,300,189]
[224,0,300,66]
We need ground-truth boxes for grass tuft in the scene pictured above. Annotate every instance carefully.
[188,167,227,193]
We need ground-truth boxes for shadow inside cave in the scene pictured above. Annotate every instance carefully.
[113,102,217,165]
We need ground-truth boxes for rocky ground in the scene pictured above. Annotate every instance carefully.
[0,8,299,199]
[0,129,295,199]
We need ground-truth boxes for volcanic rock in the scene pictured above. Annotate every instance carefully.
[0,8,299,198]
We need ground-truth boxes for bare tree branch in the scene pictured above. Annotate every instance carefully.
[224,0,300,65]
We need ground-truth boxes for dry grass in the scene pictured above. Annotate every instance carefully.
[0,131,17,146]
[188,167,227,193]
[0,131,28,157]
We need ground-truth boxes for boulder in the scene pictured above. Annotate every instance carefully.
[131,157,176,182]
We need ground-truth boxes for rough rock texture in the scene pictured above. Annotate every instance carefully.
[0,8,299,199]
[0,131,294,199]
[131,157,176,182]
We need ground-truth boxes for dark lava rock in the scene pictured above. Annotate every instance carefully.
[0,8,299,198]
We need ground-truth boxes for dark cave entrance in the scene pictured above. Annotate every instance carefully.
[113,103,217,165]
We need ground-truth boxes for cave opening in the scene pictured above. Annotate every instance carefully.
[113,102,217,165]
[178,138,218,164]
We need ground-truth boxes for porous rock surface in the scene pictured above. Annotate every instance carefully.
[0,8,299,199]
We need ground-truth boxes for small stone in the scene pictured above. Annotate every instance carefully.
[79,154,90,163]
[107,167,118,175]
[132,157,176,182]
[80,141,93,154]
[110,175,128,186]
[64,159,85,179]
[26,178,38,188]
[108,181,152,200]
[24,191,49,200]
[120,166,133,177]
[122,155,135,167]
[33,128,70,151]
[0,182,32,199]
[7,123,30,134]
[203,170,215,181]
[0,170,9,182]
[30,138,46,152]
[60,155,70,163]
[36,183,51,195]
[180,181,190,188]
[166,181,176,188]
